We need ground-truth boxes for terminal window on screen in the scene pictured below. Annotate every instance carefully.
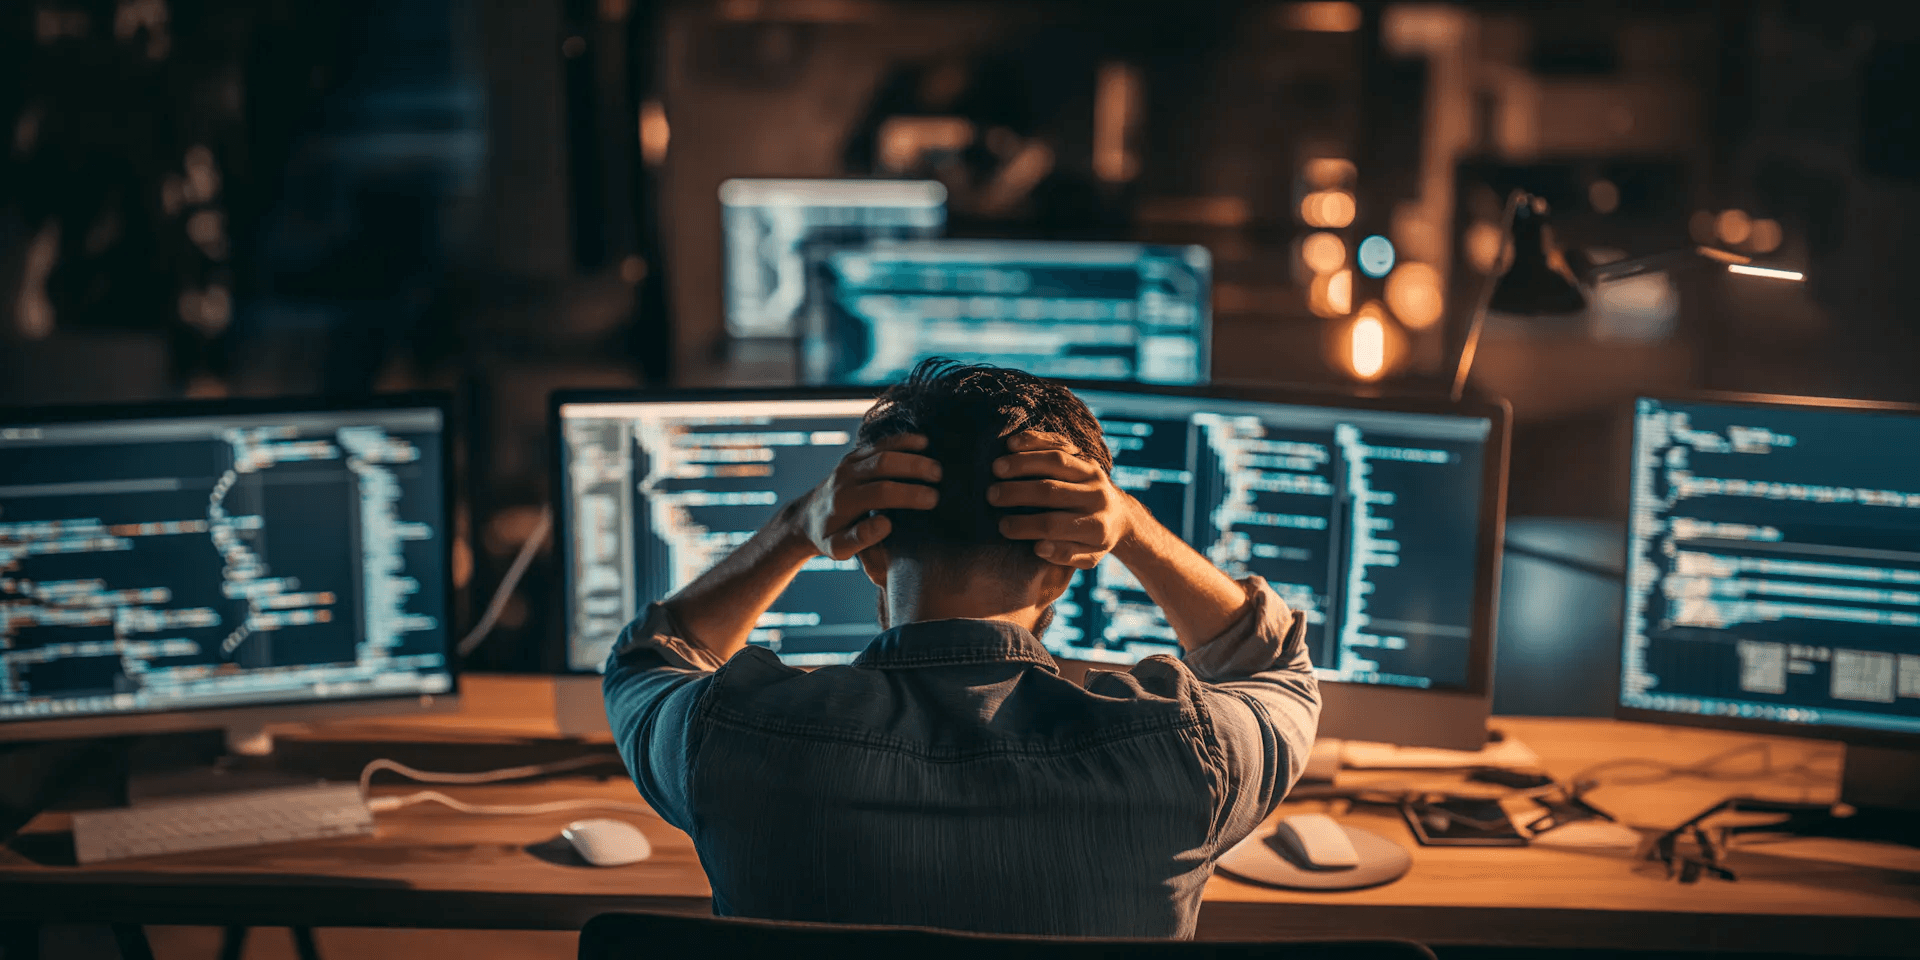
[561,395,1491,694]
[1622,398,1920,736]
[799,241,1210,387]
[0,410,452,724]
[720,179,946,339]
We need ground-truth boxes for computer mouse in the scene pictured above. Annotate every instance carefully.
[561,818,652,867]
[1269,813,1361,869]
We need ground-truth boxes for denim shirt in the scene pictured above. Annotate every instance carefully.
[602,576,1320,938]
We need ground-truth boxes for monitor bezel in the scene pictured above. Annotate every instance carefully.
[549,380,1508,705]
[0,391,462,743]
[1615,390,1920,751]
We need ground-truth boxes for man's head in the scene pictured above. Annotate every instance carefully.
[855,359,1112,627]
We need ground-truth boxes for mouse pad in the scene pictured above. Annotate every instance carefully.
[1216,822,1412,891]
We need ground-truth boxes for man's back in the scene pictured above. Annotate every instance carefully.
[603,360,1320,937]
[604,585,1316,938]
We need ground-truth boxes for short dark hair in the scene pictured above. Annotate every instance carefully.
[857,359,1112,572]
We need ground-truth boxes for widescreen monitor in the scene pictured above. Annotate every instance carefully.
[0,396,456,742]
[1621,395,1920,744]
[799,240,1211,387]
[721,178,947,339]
[554,386,1506,748]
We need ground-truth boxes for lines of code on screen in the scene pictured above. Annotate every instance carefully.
[561,399,881,670]
[720,179,946,339]
[562,395,1491,692]
[801,241,1209,387]
[0,409,452,725]
[1623,398,1920,735]
[1060,392,1491,689]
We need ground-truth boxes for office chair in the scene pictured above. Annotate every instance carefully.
[578,911,1436,960]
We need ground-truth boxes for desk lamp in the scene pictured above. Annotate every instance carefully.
[1450,189,1807,401]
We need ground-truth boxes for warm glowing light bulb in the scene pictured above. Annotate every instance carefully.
[1384,262,1444,330]
[1350,313,1386,380]
[1749,218,1783,253]
[1301,231,1346,274]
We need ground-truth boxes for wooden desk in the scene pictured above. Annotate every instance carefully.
[4,675,1916,955]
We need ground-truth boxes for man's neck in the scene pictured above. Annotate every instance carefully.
[884,560,1051,635]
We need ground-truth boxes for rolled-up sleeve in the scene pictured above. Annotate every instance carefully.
[1180,576,1321,851]
[601,604,724,833]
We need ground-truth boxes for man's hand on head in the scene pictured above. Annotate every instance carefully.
[989,431,1137,570]
[792,433,941,560]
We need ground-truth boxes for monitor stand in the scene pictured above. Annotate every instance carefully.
[124,727,319,805]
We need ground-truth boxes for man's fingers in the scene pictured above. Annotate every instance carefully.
[988,479,1102,510]
[992,450,1100,481]
[1035,540,1105,569]
[998,511,1106,545]
[844,449,943,484]
[824,514,891,560]
[1005,430,1078,455]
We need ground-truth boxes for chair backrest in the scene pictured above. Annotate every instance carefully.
[578,911,1436,960]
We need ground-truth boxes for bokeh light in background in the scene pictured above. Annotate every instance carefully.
[1303,157,1357,189]
[1748,218,1783,253]
[1384,262,1444,330]
[1464,221,1506,274]
[1715,209,1752,246]
[1280,1,1363,33]
[1348,306,1387,380]
[1301,231,1346,275]
[1302,190,1356,228]
[1357,234,1395,278]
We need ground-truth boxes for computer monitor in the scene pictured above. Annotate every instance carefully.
[1620,394,1920,812]
[555,390,879,671]
[721,178,947,339]
[799,240,1211,387]
[554,385,1507,750]
[0,396,457,746]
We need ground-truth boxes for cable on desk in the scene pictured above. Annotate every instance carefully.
[366,790,657,818]
[1566,741,1832,792]
[358,753,614,797]
[455,505,553,659]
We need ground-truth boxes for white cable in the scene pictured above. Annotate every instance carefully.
[358,753,611,796]
[366,790,657,818]
[456,505,553,658]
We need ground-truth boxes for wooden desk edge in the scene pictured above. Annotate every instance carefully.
[6,879,1916,954]
[0,879,710,931]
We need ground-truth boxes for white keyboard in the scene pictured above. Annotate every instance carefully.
[72,783,374,864]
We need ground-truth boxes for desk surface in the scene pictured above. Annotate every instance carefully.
[4,675,1916,954]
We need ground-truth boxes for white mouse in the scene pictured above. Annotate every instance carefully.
[1270,813,1361,869]
[561,818,652,867]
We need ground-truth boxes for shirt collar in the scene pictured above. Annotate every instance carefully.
[854,618,1060,672]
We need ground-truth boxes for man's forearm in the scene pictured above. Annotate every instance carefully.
[660,501,816,662]
[1110,496,1252,650]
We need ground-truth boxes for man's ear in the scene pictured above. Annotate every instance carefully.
[857,542,890,588]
